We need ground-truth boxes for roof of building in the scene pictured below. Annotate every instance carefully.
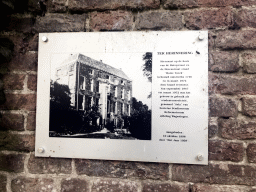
[61,53,131,81]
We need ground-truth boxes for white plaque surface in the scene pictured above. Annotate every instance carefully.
[36,31,208,165]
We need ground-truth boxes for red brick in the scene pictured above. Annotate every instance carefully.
[11,177,56,192]
[142,182,189,192]
[90,11,133,31]
[216,76,256,95]
[235,8,256,28]
[8,52,38,71]
[75,159,169,180]
[219,118,256,140]
[198,0,254,7]
[247,144,256,163]
[3,74,25,90]
[28,154,72,174]
[173,163,256,185]
[242,97,256,117]
[61,178,89,192]
[4,15,35,33]
[48,0,67,13]
[209,140,244,162]
[0,113,24,131]
[164,0,256,8]
[184,8,233,30]
[69,0,160,11]
[0,132,35,152]
[216,30,256,49]
[209,97,237,117]
[242,52,256,74]
[0,175,6,192]
[35,13,87,32]
[209,119,218,138]
[27,75,37,91]
[208,72,221,95]
[0,94,36,111]
[0,153,25,172]
[27,111,36,131]
[163,0,198,9]
[135,11,183,30]
[91,179,138,192]
[209,51,239,72]
[192,183,254,192]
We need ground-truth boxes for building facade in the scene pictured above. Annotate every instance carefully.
[55,53,132,127]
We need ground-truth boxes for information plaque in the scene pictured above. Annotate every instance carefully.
[36,31,208,165]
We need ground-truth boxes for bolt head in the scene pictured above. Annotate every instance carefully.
[197,154,204,161]
[198,34,204,41]
[42,36,48,42]
[38,147,45,153]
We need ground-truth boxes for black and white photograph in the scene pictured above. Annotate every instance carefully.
[49,52,152,140]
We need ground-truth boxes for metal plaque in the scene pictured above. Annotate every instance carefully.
[36,31,208,164]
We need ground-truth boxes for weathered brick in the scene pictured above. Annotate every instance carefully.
[4,15,35,33]
[247,144,256,163]
[242,97,256,117]
[209,140,244,162]
[90,11,133,31]
[209,97,237,117]
[48,0,67,13]
[173,163,256,185]
[235,9,256,28]
[0,175,6,192]
[11,177,56,192]
[27,75,37,91]
[184,8,233,30]
[209,51,239,72]
[0,153,25,172]
[35,13,86,32]
[61,178,89,192]
[28,154,72,174]
[8,52,38,71]
[163,0,198,9]
[69,0,160,12]
[164,0,256,8]
[192,183,255,192]
[219,118,256,140]
[135,11,183,30]
[216,30,256,49]
[216,76,256,95]
[0,94,36,111]
[92,179,138,192]
[209,118,218,138]
[242,52,256,74]
[142,182,189,192]
[3,74,25,90]
[75,159,169,180]
[27,111,36,131]
[0,113,24,131]
[0,132,35,152]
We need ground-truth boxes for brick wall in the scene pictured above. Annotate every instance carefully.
[0,0,256,191]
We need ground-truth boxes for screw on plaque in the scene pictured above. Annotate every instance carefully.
[196,51,200,54]
[198,34,204,41]
[42,36,48,42]
[38,147,45,153]
[197,154,204,161]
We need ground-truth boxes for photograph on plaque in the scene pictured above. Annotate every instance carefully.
[49,52,152,140]
[36,31,208,165]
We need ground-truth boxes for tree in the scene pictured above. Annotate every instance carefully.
[142,52,152,98]
[142,52,152,83]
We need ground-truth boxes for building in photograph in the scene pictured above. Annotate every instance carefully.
[55,53,132,127]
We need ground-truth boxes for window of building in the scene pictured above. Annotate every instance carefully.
[88,69,93,75]
[106,75,109,79]
[120,102,124,115]
[80,76,86,90]
[115,102,117,114]
[107,100,110,113]
[78,95,84,110]
[114,86,117,97]
[87,97,93,109]
[127,104,130,116]
[127,90,131,101]
[96,81,99,92]
[121,88,124,99]
[90,79,93,92]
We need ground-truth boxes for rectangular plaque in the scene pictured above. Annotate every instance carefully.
[36,31,208,164]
